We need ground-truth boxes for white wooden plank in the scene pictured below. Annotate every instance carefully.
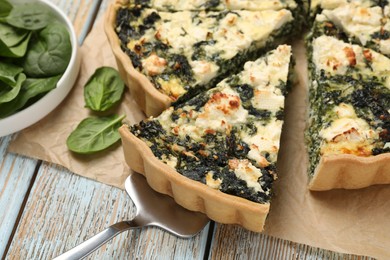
[0,135,37,257]
[208,224,375,260]
[6,163,210,259]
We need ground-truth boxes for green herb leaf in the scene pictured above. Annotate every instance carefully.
[5,2,53,30]
[0,72,26,104]
[0,22,28,47]
[23,23,71,77]
[66,114,126,154]
[0,61,23,85]
[0,30,31,57]
[84,67,125,112]
[0,0,12,18]
[0,75,60,118]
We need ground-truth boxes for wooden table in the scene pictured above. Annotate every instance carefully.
[0,1,375,259]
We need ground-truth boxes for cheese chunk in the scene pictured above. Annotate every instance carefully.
[323,4,382,45]
[312,35,390,88]
[319,104,378,156]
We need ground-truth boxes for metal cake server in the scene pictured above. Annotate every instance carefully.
[54,173,209,260]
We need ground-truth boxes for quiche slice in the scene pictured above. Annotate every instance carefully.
[119,45,292,232]
[306,35,390,190]
[105,0,301,116]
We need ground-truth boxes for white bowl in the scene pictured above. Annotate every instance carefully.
[0,0,80,137]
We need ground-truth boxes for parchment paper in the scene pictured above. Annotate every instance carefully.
[9,19,390,259]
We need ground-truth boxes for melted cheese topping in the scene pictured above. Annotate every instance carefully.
[205,171,222,189]
[225,0,297,11]
[229,159,264,192]
[158,87,248,142]
[141,53,167,76]
[319,103,378,156]
[195,87,249,132]
[242,118,282,163]
[130,8,293,89]
[379,39,390,55]
[158,45,291,144]
[161,154,178,168]
[203,10,293,60]
[380,7,390,55]
[312,35,390,88]
[323,4,382,45]
[315,0,378,10]
[157,78,186,99]
[241,44,291,87]
[150,0,297,11]
[190,60,220,84]
[151,45,291,193]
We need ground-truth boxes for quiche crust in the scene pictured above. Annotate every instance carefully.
[309,153,390,191]
[105,0,171,117]
[119,125,270,232]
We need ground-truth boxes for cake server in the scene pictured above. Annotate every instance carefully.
[54,173,209,260]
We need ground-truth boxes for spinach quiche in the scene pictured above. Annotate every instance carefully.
[120,45,292,232]
[108,0,390,231]
[105,0,305,116]
[306,5,390,190]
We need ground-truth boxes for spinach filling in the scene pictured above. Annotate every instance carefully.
[306,70,390,176]
[309,19,348,43]
[310,13,390,58]
[130,120,275,204]
[116,8,162,69]
[115,6,297,102]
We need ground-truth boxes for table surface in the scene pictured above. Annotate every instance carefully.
[0,1,376,259]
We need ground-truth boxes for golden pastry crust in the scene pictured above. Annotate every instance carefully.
[309,153,390,191]
[119,125,270,232]
[104,0,171,117]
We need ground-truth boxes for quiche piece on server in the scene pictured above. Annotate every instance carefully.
[106,0,300,116]
[306,35,390,190]
[119,45,292,232]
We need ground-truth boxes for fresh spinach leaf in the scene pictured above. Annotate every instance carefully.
[5,2,53,30]
[0,61,23,85]
[0,30,30,57]
[0,0,12,18]
[0,22,28,47]
[66,114,126,154]
[0,72,25,104]
[84,67,125,112]
[23,22,71,77]
[0,75,60,118]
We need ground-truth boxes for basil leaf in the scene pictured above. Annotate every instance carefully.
[0,22,28,47]
[0,72,25,104]
[5,3,53,30]
[0,61,23,85]
[84,67,125,112]
[0,0,12,18]
[23,23,71,77]
[66,114,126,154]
[0,75,60,118]
[0,31,31,57]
